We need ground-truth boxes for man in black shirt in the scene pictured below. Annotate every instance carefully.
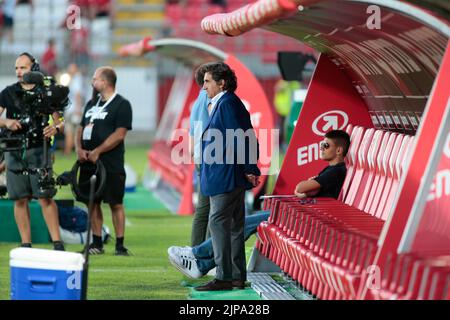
[168,129,351,286]
[294,129,350,198]
[0,52,65,250]
[76,66,132,256]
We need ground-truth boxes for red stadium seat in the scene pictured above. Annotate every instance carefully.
[206,5,225,15]
[345,128,375,206]
[166,4,182,21]
[375,134,405,219]
[355,130,386,211]
[185,6,205,21]
[380,135,414,220]
[339,126,364,202]
[375,252,450,300]
[369,133,400,217]
[363,131,392,214]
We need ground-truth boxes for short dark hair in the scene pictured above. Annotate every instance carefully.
[19,52,36,64]
[202,62,237,92]
[19,52,40,71]
[99,67,117,88]
[325,130,351,157]
[194,64,208,87]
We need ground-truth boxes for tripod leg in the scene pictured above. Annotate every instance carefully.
[81,175,97,300]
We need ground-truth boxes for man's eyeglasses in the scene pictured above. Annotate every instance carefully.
[320,142,330,150]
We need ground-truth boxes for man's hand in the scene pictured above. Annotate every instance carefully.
[87,148,100,163]
[5,119,22,131]
[294,182,303,195]
[245,174,260,187]
[76,148,89,163]
[295,179,321,196]
[43,125,58,138]
[295,192,307,198]
[295,189,319,198]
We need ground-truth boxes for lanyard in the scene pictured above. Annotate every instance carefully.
[89,92,117,123]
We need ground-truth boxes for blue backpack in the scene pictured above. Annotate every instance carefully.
[57,205,88,233]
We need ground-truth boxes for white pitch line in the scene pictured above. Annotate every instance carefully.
[90,268,166,273]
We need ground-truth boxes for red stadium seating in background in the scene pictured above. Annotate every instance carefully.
[164,0,313,59]
[71,0,111,19]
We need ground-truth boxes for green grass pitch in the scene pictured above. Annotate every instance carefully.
[0,145,256,300]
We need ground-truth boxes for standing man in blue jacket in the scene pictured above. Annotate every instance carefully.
[195,62,260,291]
[189,64,211,246]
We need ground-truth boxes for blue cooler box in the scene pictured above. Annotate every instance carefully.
[10,248,85,300]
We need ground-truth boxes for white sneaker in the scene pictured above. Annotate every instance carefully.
[207,267,216,277]
[168,246,195,260]
[167,246,203,279]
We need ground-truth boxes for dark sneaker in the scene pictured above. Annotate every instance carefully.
[195,279,233,291]
[88,244,105,255]
[53,241,65,251]
[20,243,32,248]
[115,246,130,256]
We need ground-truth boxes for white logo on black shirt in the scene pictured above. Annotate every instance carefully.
[85,107,108,121]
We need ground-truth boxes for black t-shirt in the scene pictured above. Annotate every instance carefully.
[0,83,47,148]
[0,83,23,119]
[314,162,347,199]
[80,94,132,173]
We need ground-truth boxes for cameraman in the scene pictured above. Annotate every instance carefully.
[0,52,65,251]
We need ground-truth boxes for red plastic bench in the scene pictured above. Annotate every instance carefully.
[257,126,416,299]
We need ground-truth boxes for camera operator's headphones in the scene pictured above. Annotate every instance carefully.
[20,52,40,72]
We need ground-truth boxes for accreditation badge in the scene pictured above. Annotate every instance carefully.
[83,124,94,140]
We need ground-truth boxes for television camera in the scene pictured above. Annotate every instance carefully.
[0,71,69,198]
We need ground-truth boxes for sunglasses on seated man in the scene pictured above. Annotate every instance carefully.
[320,141,331,150]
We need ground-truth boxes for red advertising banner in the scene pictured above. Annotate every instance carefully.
[273,54,373,195]
[411,131,450,252]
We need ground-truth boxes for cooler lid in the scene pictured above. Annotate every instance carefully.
[10,248,85,271]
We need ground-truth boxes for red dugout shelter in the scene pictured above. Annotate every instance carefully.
[201,0,450,299]
[119,38,276,215]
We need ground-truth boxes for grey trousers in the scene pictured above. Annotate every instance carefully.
[191,186,210,246]
[191,167,211,246]
[209,187,246,281]
[5,147,53,200]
